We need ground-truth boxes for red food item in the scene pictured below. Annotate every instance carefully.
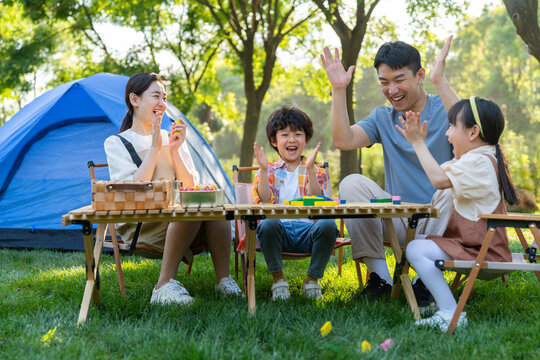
[179,185,219,191]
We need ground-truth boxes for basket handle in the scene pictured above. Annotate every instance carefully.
[106,183,154,192]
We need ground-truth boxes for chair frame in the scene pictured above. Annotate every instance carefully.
[436,213,540,335]
[231,162,357,290]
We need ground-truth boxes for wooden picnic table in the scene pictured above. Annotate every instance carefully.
[63,202,439,323]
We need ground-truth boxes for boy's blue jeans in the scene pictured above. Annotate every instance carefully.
[256,219,339,279]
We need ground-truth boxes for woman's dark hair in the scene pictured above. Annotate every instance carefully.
[266,106,313,152]
[119,72,166,132]
[374,41,422,75]
[448,98,519,205]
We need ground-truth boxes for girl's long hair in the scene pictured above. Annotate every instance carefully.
[119,72,166,133]
[447,98,519,205]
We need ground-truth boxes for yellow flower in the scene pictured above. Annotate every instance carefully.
[40,326,57,343]
[361,340,371,353]
[320,321,332,336]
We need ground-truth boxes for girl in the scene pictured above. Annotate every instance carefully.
[104,72,242,305]
[396,96,519,332]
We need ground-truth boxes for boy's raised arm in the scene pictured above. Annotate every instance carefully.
[253,141,272,203]
[430,35,459,113]
[321,47,372,150]
[305,142,323,196]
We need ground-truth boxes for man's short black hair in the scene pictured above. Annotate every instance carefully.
[266,105,313,152]
[374,41,422,74]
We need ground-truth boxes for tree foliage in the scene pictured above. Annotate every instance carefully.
[195,0,314,181]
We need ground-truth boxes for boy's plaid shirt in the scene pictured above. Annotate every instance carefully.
[252,156,330,204]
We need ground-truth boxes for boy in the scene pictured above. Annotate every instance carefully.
[252,106,339,300]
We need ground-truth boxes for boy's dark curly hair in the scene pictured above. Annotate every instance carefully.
[266,106,313,152]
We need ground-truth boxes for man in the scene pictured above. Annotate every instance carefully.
[321,37,456,301]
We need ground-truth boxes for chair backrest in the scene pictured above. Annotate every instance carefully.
[88,161,108,181]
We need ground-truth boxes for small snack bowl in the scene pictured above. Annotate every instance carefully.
[179,188,224,207]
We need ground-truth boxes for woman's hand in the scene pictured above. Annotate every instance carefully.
[151,110,163,151]
[396,111,427,146]
[253,141,268,171]
[320,47,355,90]
[305,141,321,169]
[170,119,187,151]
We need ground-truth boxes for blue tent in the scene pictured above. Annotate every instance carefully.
[0,73,234,250]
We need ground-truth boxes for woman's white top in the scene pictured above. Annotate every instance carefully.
[104,128,199,183]
[441,145,500,221]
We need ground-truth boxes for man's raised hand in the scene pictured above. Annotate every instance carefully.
[320,47,355,90]
[430,35,453,86]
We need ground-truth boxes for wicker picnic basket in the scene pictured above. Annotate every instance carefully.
[91,180,173,211]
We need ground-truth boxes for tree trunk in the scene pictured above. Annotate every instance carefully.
[503,0,540,63]
[238,96,262,183]
[338,39,364,180]
[339,79,359,180]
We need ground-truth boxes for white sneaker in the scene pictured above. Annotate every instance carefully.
[150,279,194,305]
[302,280,323,300]
[271,279,290,300]
[415,309,468,332]
[216,276,244,297]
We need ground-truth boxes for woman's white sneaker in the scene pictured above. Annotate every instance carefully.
[151,279,194,305]
[215,276,244,296]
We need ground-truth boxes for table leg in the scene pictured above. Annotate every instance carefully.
[245,221,257,315]
[385,218,403,299]
[77,223,106,324]
[398,219,421,320]
[91,224,106,303]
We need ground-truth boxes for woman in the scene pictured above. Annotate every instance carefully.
[104,72,242,304]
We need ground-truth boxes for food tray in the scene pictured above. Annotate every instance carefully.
[179,189,224,207]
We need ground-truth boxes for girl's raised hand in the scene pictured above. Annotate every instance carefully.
[169,119,187,150]
[396,111,427,145]
[305,142,321,169]
[320,47,355,90]
[253,141,268,171]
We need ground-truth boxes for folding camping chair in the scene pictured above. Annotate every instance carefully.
[88,161,194,298]
[436,213,540,334]
[232,163,360,290]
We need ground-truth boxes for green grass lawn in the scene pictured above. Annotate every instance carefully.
[1,236,539,359]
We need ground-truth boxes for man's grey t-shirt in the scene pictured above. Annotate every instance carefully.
[358,94,452,204]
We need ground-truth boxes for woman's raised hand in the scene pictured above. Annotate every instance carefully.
[170,119,187,150]
[320,47,355,90]
[396,111,427,146]
[253,141,268,171]
[305,142,321,169]
[151,111,163,151]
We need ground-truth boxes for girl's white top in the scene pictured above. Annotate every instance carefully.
[104,128,199,183]
[441,145,500,221]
